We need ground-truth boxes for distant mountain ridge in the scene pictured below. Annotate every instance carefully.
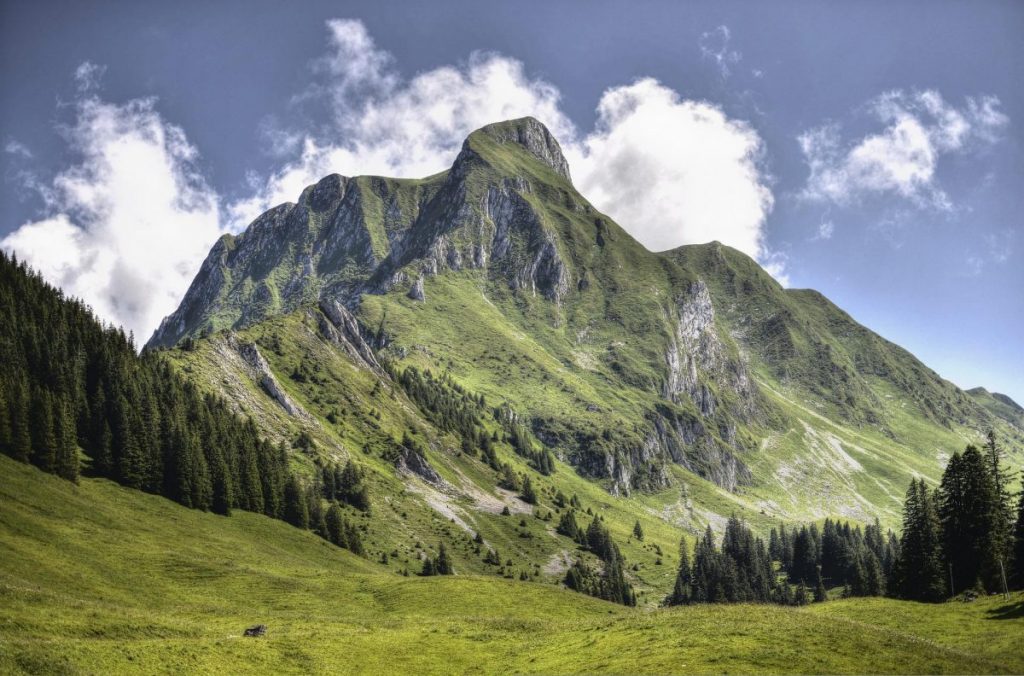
[967,387,1024,426]
[149,117,1023,523]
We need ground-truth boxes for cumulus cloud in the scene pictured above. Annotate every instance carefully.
[567,78,773,256]
[799,90,1008,208]
[1,94,224,342]
[247,21,773,260]
[5,18,781,342]
[231,20,574,225]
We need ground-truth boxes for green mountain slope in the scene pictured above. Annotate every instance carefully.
[2,455,1021,675]
[147,117,1022,544]
[968,387,1024,427]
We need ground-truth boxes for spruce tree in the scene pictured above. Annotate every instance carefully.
[520,476,538,505]
[896,479,945,601]
[436,542,453,575]
[983,432,1015,585]
[794,580,809,606]
[9,379,32,463]
[30,388,57,473]
[633,520,644,541]
[814,568,827,602]
[666,537,693,606]
[1014,479,1024,589]
[53,397,79,482]
[325,502,346,548]
[283,476,310,529]
[939,446,999,593]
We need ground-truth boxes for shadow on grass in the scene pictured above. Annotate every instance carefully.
[984,597,1024,620]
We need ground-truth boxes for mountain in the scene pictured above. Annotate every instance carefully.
[149,117,1022,522]
[967,387,1024,427]
[4,118,1024,670]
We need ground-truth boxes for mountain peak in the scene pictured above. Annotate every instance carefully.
[465,117,572,182]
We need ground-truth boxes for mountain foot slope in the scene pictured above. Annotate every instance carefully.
[2,456,1021,675]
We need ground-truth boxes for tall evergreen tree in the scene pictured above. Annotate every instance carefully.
[52,397,79,482]
[1014,478,1024,589]
[938,446,999,593]
[666,537,693,606]
[283,476,310,529]
[983,432,1015,586]
[896,479,945,601]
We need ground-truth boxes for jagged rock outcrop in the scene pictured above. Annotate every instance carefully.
[235,339,310,420]
[650,406,752,492]
[396,446,446,487]
[316,299,384,376]
[665,280,758,421]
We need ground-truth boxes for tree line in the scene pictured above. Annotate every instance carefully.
[666,432,1023,607]
[0,252,363,555]
[895,433,1023,600]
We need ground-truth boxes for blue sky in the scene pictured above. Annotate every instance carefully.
[2,0,1022,402]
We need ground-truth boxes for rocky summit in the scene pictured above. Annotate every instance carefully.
[150,117,1022,521]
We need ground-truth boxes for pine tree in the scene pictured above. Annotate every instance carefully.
[283,476,310,529]
[632,520,644,541]
[983,432,1015,585]
[435,542,453,575]
[896,479,945,601]
[666,537,692,606]
[520,476,537,505]
[325,502,347,548]
[9,378,32,463]
[939,446,1000,593]
[29,388,57,473]
[53,397,79,482]
[814,568,827,602]
[1014,479,1024,589]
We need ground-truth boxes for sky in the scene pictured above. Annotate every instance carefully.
[1,0,1022,402]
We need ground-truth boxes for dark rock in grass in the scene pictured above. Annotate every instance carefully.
[244,624,267,637]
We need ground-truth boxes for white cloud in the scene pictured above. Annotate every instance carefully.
[759,250,791,288]
[74,61,107,92]
[799,90,1008,208]
[4,140,33,158]
[699,25,741,79]
[567,78,773,258]
[249,24,773,262]
[230,30,574,226]
[1,94,224,343]
[6,19,782,341]
[814,220,834,240]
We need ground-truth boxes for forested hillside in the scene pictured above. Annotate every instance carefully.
[0,251,362,552]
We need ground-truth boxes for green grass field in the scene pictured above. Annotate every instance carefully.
[2,455,1021,675]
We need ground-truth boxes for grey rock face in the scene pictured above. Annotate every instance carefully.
[484,184,571,303]
[396,446,446,487]
[236,340,309,419]
[316,299,384,375]
[665,280,758,421]
[408,276,425,302]
[650,407,752,492]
